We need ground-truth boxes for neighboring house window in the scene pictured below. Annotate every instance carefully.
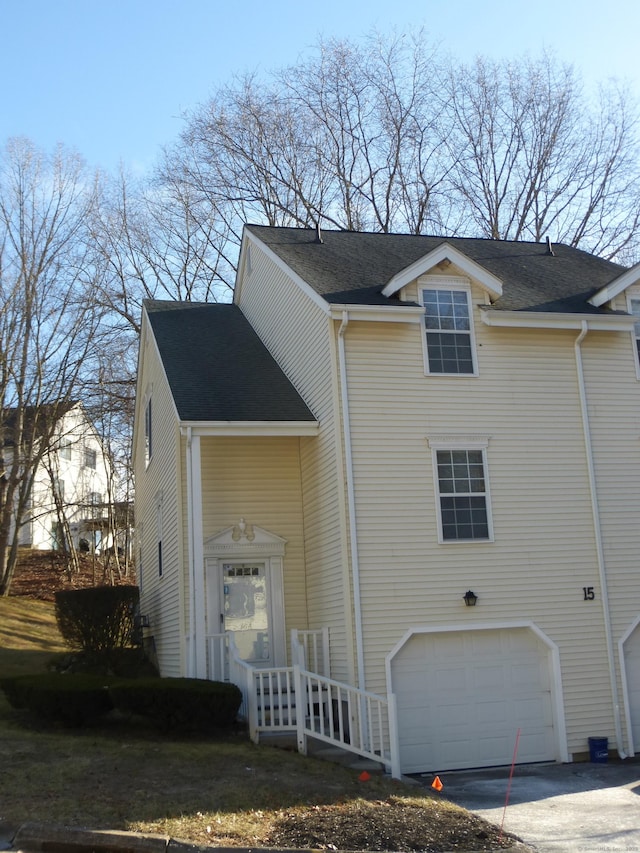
[84,447,97,469]
[51,522,65,551]
[630,297,640,371]
[429,437,492,542]
[54,478,65,501]
[420,280,477,375]
[88,492,102,519]
[145,398,153,466]
[59,439,72,461]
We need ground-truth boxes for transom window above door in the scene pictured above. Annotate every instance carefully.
[420,279,477,375]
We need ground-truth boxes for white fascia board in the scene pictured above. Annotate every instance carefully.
[132,309,181,461]
[241,228,331,314]
[480,308,635,332]
[233,231,250,304]
[328,304,425,323]
[180,421,319,437]
[381,242,503,299]
[588,263,640,307]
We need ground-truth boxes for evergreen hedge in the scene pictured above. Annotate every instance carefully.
[0,674,242,732]
[55,585,140,669]
[109,677,242,731]
[0,673,115,726]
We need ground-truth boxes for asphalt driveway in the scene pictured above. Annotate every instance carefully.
[420,758,640,852]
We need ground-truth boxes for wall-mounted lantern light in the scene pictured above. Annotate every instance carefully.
[463,590,478,607]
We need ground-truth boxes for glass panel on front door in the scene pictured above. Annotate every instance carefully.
[222,563,271,664]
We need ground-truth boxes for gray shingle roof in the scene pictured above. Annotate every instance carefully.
[246,225,627,314]
[145,301,316,423]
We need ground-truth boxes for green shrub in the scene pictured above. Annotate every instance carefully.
[0,673,115,726]
[55,586,140,669]
[109,677,242,731]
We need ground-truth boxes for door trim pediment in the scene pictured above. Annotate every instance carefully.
[204,518,287,558]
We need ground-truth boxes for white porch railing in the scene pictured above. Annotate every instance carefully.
[206,632,229,682]
[204,628,400,778]
[294,667,396,774]
[291,628,330,676]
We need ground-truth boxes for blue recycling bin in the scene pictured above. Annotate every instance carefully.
[588,736,608,763]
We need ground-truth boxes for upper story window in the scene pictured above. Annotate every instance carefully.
[84,447,97,469]
[420,278,477,375]
[429,437,493,543]
[59,439,72,461]
[144,398,153,466]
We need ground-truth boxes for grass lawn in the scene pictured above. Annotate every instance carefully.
[0,598,526,851]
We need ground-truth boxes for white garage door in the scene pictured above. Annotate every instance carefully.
[623,625,640,752]
[392,627,556,773]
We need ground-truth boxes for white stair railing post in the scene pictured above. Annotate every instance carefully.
[293,664,307,755]
[388,690,401,780]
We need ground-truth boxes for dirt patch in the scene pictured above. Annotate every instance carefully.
[266,797,522,851]
[10,549,135,600]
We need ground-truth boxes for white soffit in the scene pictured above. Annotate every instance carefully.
[180,421,319,436]
[589,262,640,308]
[328,304,425,323]
[381,243,503,299]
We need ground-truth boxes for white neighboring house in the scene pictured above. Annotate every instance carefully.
[13,403,112,553]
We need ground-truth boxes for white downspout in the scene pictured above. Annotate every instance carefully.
[338,312,366,691]
[186,427,196,677]
[574,321,627,758]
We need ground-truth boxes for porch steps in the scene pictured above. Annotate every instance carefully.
[309,744,385,774]
[260,732,385,774]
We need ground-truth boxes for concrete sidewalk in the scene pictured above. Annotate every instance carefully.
[427,758,640,852]
[1,822,318,853]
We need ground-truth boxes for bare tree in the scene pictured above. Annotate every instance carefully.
[443,52,640,258]
[165,34,640,270]
[164,32,454,260]
[0,138,103,595]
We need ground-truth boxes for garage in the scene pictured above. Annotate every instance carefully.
[623,623,640,752]
[391,627,557,773]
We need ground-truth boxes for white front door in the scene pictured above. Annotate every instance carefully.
[221,561,272,665]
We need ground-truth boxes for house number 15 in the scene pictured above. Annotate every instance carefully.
[583,586,595,601]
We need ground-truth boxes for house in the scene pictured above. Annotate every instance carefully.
[4,402,113,553]
[133,225,640,777]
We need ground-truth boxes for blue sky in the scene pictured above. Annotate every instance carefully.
[2,0,639,175]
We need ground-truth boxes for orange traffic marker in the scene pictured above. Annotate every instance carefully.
[431,775,443,792]
[359,771,371,782]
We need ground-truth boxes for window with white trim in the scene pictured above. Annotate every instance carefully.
[59,439,72,461]
[429,438,492,542]
[420,279,477,375]
[630,296,640,372]
[144,397,153,466]
[156,492,163,578]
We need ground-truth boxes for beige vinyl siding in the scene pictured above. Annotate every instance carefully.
[339,278,638,756]
[238,240,354,682]
[134,322,184,677]
[184,435,308,645]
[580,329,640,744]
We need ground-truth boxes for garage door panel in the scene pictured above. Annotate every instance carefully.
[472,664,508,690]
[623,624,640,751]
[393,628,556,772]
[475,699,509,725]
